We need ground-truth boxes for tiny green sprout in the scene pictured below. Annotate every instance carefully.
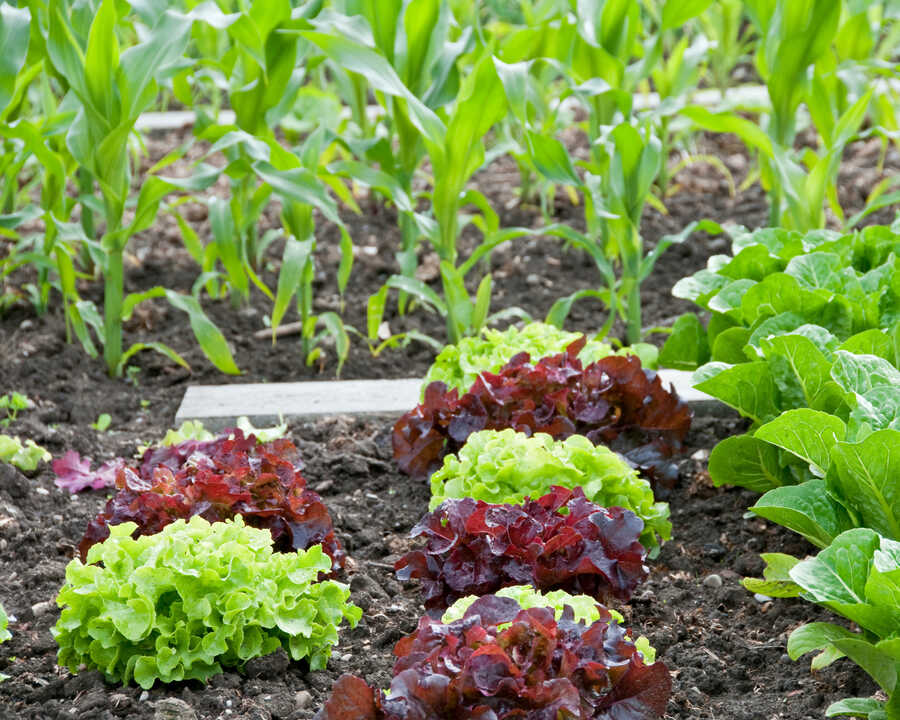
[92,414,112,432]
[126,366,141,387]
[0,392,31,428]
[140,399,150,409]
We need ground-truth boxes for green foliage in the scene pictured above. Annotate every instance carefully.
[0,391,30,428]
[0,434,50,472]
[428,429,670,554]
[443,585,612,625]
[53,516,361,689]
[422,322,615,394]
[662,225,900,371]
[0,602,10,644]
[784,528,900,718]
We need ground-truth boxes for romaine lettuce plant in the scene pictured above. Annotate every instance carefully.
[698,338,899,496]
[396,486,648,612]
[745,412,900,549]
[395,340,691,488]
[749,529,900,719]
[661,224,900,370]
[54,516,361,689]
[73,430,345,570]
[425,429,670,555]
[316,593,671,720]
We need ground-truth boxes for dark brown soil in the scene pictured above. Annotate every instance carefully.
[0,130,894,719]
[0,415,877,720]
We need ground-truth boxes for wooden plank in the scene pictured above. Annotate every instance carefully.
[174,371,721,430]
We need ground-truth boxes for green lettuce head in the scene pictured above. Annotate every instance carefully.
[53,516,361,689]
[423,323,615,395]
[429,429,670,554]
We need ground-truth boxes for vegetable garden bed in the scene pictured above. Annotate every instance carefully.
[4,1,900,716]
[1,126,896,720]
[0,415,877,720]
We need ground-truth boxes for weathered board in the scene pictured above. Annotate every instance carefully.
[175,371,720,430]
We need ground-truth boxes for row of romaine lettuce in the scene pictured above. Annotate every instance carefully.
[661,222,900,719]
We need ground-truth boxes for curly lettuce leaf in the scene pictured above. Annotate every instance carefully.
[423,322,616,394]
[318,594,670,720]
[397,341,691,488]
[428,429,670,554]
[397,487,648,611]
[54,516,361,689]
[0,435,50,472]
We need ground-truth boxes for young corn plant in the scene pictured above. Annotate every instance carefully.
[39,0,238,377]
[173,0,319,307]
[384,54,537,344]
[680,0,888,230]
[301,20,532,345]
[313,1,473,312]
[696,0,755,98]
[0,2,77,318]
[496,54,717,348]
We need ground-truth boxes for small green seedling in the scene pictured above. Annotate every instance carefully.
[0,392,30,428]
[91,414,112,432]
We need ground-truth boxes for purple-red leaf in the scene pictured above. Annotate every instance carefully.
[395,487,648,612]
[52,451,124,493]
[77,430,344,570]
[393,340,691,487]
[318,593,671,720]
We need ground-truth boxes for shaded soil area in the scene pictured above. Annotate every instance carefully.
[0,415,876,720]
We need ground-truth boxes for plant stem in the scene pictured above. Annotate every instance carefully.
[396,212,417,315]
[103,248,124,377]
[625,278,642,346]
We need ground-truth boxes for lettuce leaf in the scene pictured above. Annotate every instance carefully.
[427,429,670,555]
[54,516,361,689]
[317,593,670,720]
[397,339,691,489]
[396,486,648,611]
[423,322,616,394]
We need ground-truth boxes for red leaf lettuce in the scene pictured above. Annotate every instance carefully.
[78,430,344,570]
[393,339,691,487]
[316,594,671,720]
[396,486,648,612]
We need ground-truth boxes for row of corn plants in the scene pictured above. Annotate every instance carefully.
[661,223,900,719]
[3,0,900,378]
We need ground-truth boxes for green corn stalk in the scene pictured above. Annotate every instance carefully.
[37,0,238,377]
[314,1,472,313]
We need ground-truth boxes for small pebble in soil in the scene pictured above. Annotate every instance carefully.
[702,574,724,589]
[703,543,727,561]
[153,697,197,720]
[295,690,313,709]
[526,273,540,285]
[754,593,773,603]
[31,600,55,617]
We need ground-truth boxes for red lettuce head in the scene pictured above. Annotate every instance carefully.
[393,340,691,488]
